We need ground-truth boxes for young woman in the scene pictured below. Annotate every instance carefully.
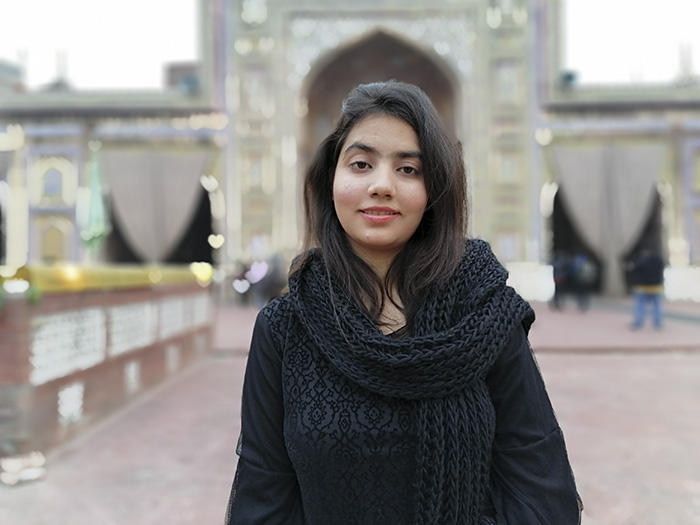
[226,81,582,524]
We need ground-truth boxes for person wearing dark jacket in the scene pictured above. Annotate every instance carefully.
[550,251,571,311]
[226,81,582,524]
[629,248,665,330]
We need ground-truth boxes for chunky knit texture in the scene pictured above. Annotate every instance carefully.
[288,239,535,524]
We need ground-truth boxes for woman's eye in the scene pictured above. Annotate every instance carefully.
[351,161,370,170]
[399,166,418,175]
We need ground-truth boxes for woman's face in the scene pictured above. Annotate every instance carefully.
[333,114,428,267]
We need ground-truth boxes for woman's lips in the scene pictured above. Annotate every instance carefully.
[360,207,399,222]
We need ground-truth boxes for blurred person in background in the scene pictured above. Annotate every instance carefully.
[550,251,571,311]
[225,81,581,524]
[571,252,597,312]
[628,247,665,330]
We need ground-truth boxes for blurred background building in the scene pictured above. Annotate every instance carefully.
[1,0,700,300]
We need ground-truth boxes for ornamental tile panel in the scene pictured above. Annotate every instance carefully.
[159,296,186,340]
[286,14,477,90]
[109,302,157,357]
[30,308,107,386]
[192,292,212,327]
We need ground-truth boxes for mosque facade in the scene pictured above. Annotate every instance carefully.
[1,0,700,298]
[228,0,538,267]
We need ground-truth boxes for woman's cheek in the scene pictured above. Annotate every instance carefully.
[333,180,359,202]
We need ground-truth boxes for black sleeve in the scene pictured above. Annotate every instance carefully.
[225,310,304,525]
[486,327,583,524]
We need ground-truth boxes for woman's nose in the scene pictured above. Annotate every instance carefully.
[367,165,395,197]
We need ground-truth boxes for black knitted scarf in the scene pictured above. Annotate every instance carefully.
[288,239,535,524]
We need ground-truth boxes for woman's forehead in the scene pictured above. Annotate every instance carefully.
[341,114,419,152]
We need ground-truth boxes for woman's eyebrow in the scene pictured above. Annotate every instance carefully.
[396,150,422,159]
[343,142,421,159]
[343,142,375,155]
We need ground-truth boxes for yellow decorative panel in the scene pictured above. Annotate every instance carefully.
[41,226,66,263]
[34,215,73,264]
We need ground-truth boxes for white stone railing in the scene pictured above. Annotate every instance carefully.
[506,262,700,303]
[663,266,700,301]
[29,292,211,387]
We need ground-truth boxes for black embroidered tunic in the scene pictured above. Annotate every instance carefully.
[226,241,581,524]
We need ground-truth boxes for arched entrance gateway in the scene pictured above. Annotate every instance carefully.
[547,142,667,296]
[550,187,663,295]
[232,7,539,287]
[99,147,218,265]
[302,30,459,170]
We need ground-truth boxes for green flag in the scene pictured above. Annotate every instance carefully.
[80,144,112,251]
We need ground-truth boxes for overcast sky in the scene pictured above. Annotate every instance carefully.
[0,0,198,90]
[564,0,700,84]
[1,1,698,90]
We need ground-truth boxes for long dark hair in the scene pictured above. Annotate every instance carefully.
[294,81,467,330]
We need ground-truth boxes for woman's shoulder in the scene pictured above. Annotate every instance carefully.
[256,293,296,348]
[464,237,495,258]
[258,292,294,323]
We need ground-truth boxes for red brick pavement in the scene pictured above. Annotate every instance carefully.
[2,298,700,524]
[0,357,247,525]
[540,351,700,524]
[529,298,700,354]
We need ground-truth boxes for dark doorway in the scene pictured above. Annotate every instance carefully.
[550,188,602,293]
[105,200,143,264]
[104,188,213,264]
[164,188,213,264]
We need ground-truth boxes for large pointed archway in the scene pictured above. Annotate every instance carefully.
[549,186,663,295]
[548,142,667,295]
[302,30,459,169]
[104,187,214,264]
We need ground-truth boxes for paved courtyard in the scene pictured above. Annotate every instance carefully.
[2,298,700,524]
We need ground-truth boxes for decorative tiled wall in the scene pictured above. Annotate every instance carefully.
[28,292,210,386]
[1,287,214,456]
[109,302,157,357]
[30,308,106,386]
